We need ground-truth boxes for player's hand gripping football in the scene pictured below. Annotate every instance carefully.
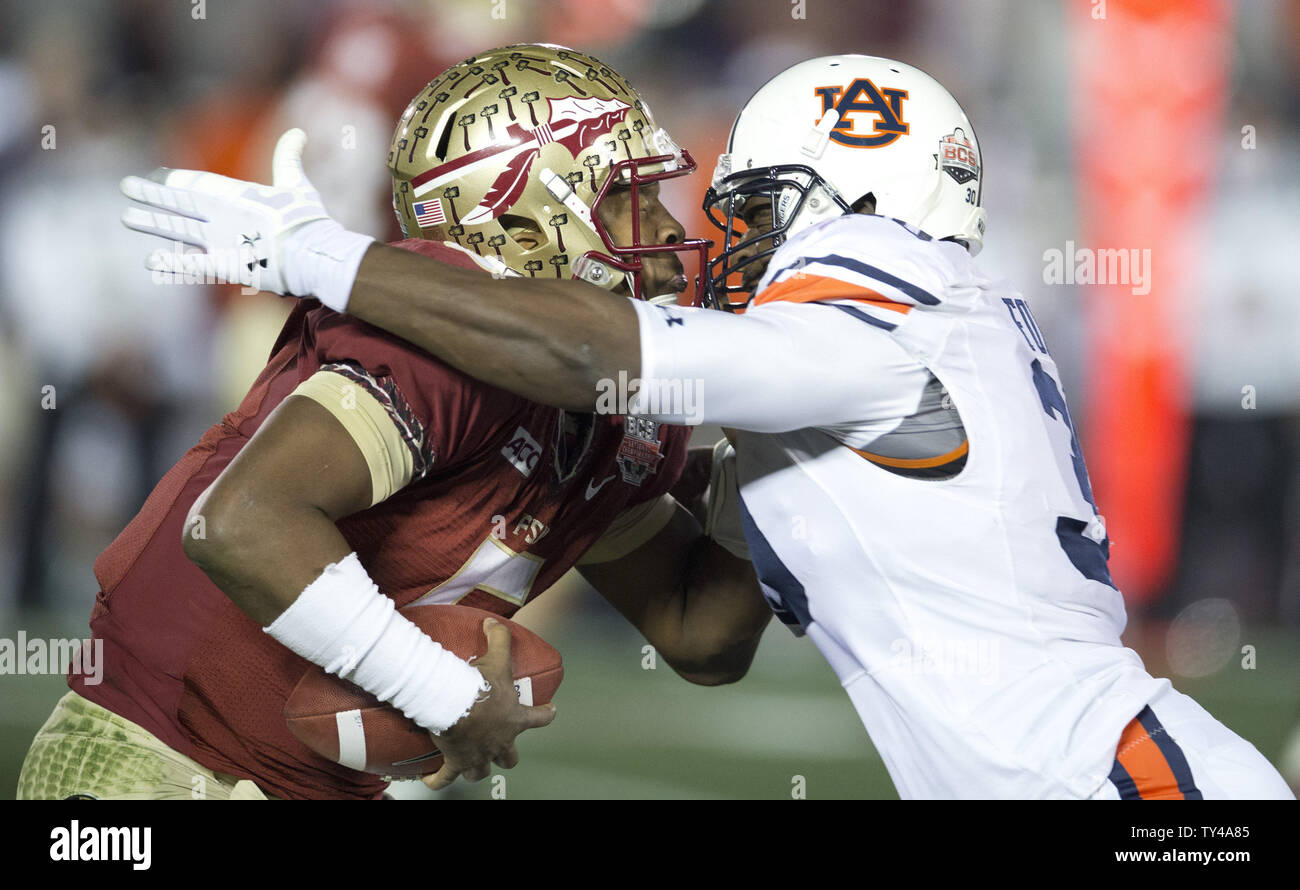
[423,618,558,791]
[119,128,373,310]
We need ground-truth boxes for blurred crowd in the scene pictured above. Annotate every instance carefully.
[1,0,1298,642]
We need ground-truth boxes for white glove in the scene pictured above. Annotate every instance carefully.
[705,438,751,561]
[119,128,374,311]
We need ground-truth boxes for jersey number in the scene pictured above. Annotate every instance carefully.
[1031,358,1115,588]
[409,534,545,608]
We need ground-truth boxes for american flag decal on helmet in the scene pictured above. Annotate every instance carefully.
[413,200,446,226]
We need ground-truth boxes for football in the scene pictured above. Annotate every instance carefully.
[284,604,563,777]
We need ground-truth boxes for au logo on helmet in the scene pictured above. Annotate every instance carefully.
[813,78,910,148]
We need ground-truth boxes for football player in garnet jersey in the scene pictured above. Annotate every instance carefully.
[17,45,768,800]
[122,54,1294,799]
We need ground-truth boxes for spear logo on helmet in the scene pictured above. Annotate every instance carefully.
[411,96,632,225]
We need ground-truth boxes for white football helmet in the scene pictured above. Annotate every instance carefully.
[703,55,987,309]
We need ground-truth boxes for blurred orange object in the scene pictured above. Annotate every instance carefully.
[1071,0,1232,603]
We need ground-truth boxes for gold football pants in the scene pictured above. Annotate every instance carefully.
[17,691,273,800]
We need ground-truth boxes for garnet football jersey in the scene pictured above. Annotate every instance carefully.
[70,239,688,800]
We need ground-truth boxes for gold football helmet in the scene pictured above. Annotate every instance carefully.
[387,44,709,304]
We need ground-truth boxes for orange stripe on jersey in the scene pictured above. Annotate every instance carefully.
[754,273,913,313]
[850,439,969,470]
[1114,715,1185,800]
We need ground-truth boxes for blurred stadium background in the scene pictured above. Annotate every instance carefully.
[1,0,1298,799]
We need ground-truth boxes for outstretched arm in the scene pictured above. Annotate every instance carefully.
[119,129,895,432]
[118,127,640,412]
[347,242,641,412]
[347,251,903,434]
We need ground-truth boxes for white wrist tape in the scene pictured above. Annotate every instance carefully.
[282,218,374,313]
[705,438,751,561]
[265,552,487,734]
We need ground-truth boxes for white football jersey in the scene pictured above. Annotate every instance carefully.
[630,213,1170,798]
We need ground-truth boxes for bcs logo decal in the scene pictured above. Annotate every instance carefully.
[937,128,980,184]
[813,79,909,148]
[617,415,664,486]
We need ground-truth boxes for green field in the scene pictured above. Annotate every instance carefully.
[3,580,1297,800]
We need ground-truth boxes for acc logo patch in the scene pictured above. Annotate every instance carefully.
[937,128,979,184]
[501,426,543,477]
[813,79,909,148]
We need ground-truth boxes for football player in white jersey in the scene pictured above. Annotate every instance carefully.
[120,54,1293,799]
